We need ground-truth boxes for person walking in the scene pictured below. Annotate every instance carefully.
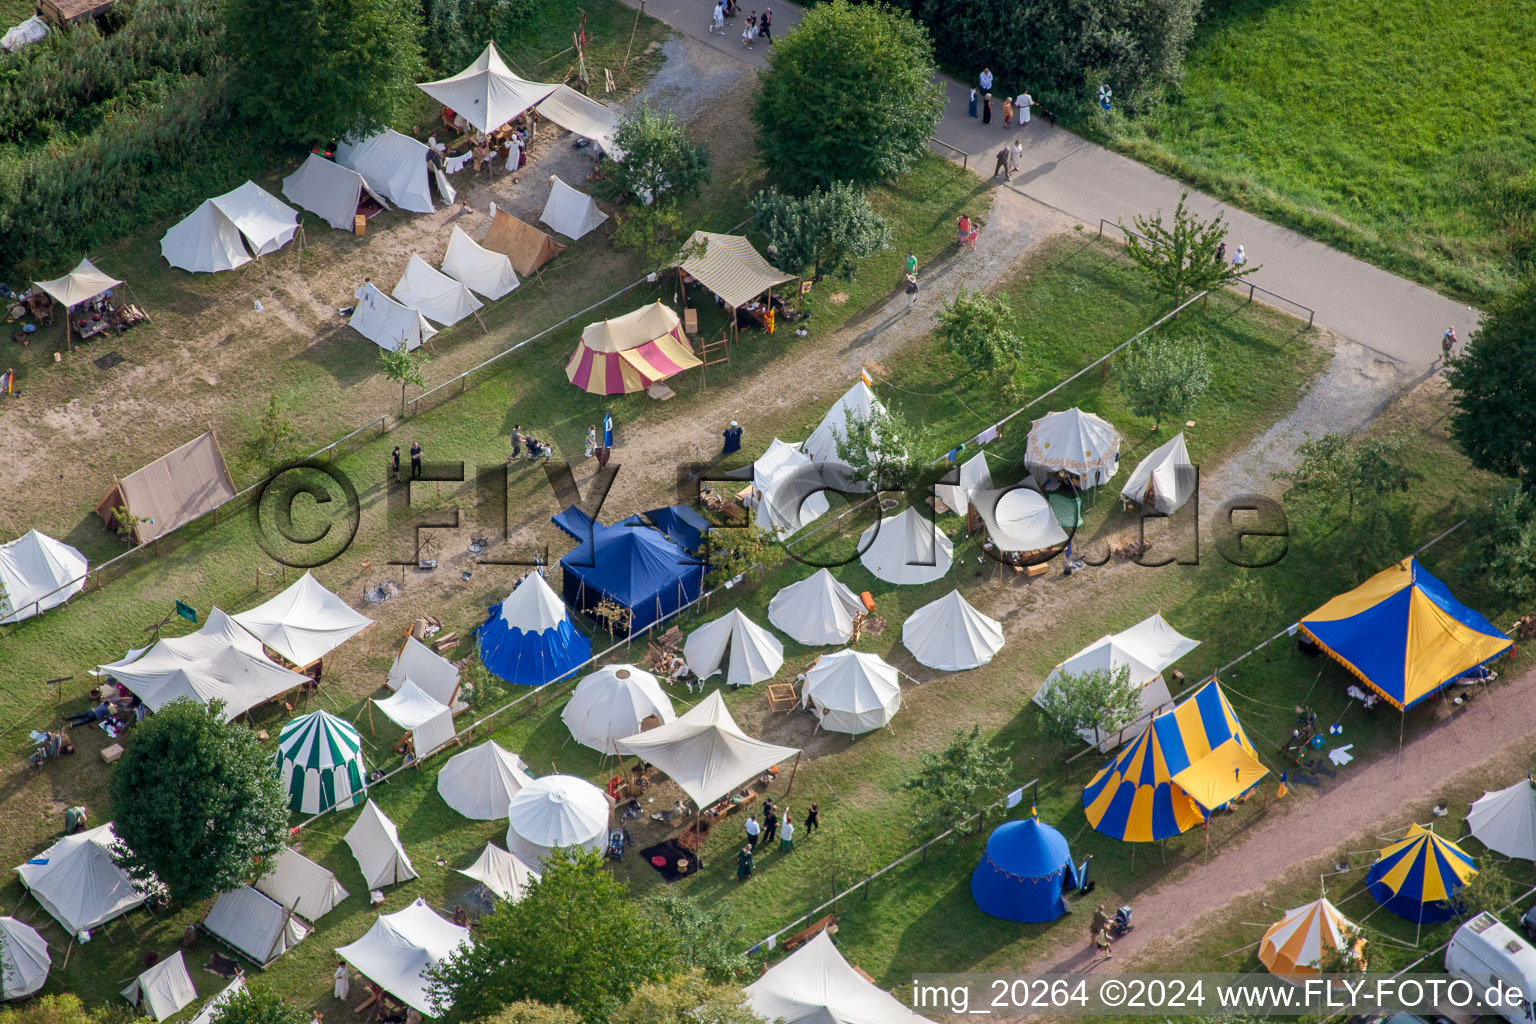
[745,814,761,850]
[904,274,919,311]
[762,805,779,850]
[1090,905,1110,947]
[1017,91,1033,125]
[722,420,743,454]
[982,93,993,125]
[1214,241,1226,265]
[993,146,1010,180]
[1231,244,1247,269]
[741,11,756,48]
[1096,926,1114,958]
[1002,95,1014,128]
[905,251,918,277]
[511,425,524,464]
[968,88,978,118]
[979,67,993,94]
[1441,325,1458,362]
[736,844,754,880]
[1009,138,1023,174]
[333,962,350,1001]
[392,446,401,479]
[779,814,795,852]
[805,802,820,835]
[759,6,772,43]
[710,0,724,34]
[584,425,597,458]
[409,441,423,479]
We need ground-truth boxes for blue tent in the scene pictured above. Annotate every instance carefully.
[477,571,591,686]
[643,505,711,554]
[551,504,596,542]
[970,816,1079,923]
[561,521,705,637]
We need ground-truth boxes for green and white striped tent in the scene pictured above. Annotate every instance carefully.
[277,710,367,814]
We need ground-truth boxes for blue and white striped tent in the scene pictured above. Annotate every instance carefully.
[477,570,591,686]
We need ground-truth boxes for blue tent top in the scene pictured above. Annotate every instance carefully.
[551,504,596,542]
[970,816,1078,923]
[561,521,704,637]
[643,505,711,553]
[477,571,591,686]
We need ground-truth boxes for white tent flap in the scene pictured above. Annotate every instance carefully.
[35,258,122,308]
[212,181,299,256]
[935,450,995,516]
[336,899,472,1015]
[536,85,623,157]
[388,636,464,710]
[336,129,437,214]
[749,439,829,537]
[1121,432,1196,514]
[1468,780,1536,861]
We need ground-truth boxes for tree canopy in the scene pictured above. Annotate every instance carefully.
[1036,665,1141,747]
[591,104,711,209]
[1462,480,1536,603]
[1120,191,1256,300]
[1276,431,1416,578]
[644,894,750,983]
[752,0,944,193]
[833,404,935,492]
[934,288,1027,389]
[1117,325,1213,429]
[751,182,892,282]
[611,973,764,1024]
[1447,279,1536,489]
[109,699,288,904]
[902,725,1011,834]
[210,986,309,1024]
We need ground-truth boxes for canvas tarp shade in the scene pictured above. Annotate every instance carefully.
[255,847,350,920]
[901,590,1005,672]
[336,899,473,1015]
[122,951,196,1021]
[394,254,483,327]
[745,930,933,1024]
[1367,824,1477,923]
[563,664,675,752]
[0,529,87,624]
[457,843,539,903]
[436,740,532,819]
[768,567,865,646]
[277,710,367,815]
[336,129,437,214]
[1468,780,1536,860]
[505,775,611,867]
[344,801,418,888]
[282,153,389,231]
[373,680,456,757]
[351,282,437,352]
[388,635,465,711]
[35,257,121,308]
[566,301,700,395]
[749,439,830,537]
[481,207,564,277]
[857,506,953,586]
[970,817,1078,924]
[161,182,298,273]
[203,885,309,966]
[1121,432,1196,514]
[0,916,51,998]
[935,450,995,516]
[96,429,236,544]
[1026,407,1121,486]
[233,570,373,666]
[540,176,608,240]
[642,504,711,553]
[1259,898,1359,979]
[417,42,557,134]
[678,230,794,310]
[973,486,1068,553]
[442,226,519,300]
[477,571,591,685]
[535,85,624,157]
[802,650,902,735]
[189,976,246,1024]
[15,823,146,934]
[683,609,784,687]
[615,690,799,807]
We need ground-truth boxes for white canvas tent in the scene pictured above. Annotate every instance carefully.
[0,916,50,998]
[15,823,145,935]
[189,976,246,1024]
[802,650,902,735]
[336,899,472,1015]
[336,129,439,214]
[1121,432,1196,514]
[683,609,784,688]
[536,85,623,157]
[1026,407,1121,487]
[457,843,539,903]
[417,43,557,134]
[232,570,372,666]
[935,450,996,516]
[857,507,952,586]
[255,847,349,920]
[122,951,196,1022]
[973,486,1069,553]
[803,380,887,489]
[388,636,465,711]
[344,801,418,888]
[203,886,309,966]
[373,680,456,758]
[616,690,799,807]
[749,439,829,537]
[282,153,389,231]
[901,590,1005,672]
[768,568,865,646]
[1032,612,1200,749]
[540,176,608,241]
[505,776,611,867]
[745,930,933,1024]
[442,226,519,300]
[436,741,532,820]
[562,665,675,753]
[161,182,298,273]
[35,257,121,309]
[1468,780,1536,861]
[393,255,483,327]
[0,529,87,624]
[351,282,437,352]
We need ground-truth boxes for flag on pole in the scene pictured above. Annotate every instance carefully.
[175,600,198,624]
[603,411,613,448]
[1276,769,1288,800]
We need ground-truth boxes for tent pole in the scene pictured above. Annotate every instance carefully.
[782,751,802,803]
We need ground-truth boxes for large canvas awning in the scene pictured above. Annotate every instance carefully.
[35,257,121,307]
[615,690,798,807]
[232,571,372,666]
[536,85,623,157]
[678,230,794,309]
[417,43,557,134]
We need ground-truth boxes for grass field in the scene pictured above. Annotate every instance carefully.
[1088,0,1536,303]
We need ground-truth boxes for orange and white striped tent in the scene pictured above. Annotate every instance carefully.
[566,301,701,395]
[1258,898,1362,979]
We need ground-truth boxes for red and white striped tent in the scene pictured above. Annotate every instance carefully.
[566,301,701,395]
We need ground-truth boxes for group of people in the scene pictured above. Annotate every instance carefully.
[991,137,1027,181]
[737,798,822,879]
[709,0,772,47]
[391,442,425,479]
[508,425,557,463]
[971,68,1038,130]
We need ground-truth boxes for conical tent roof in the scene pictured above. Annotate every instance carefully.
[442,225,519,300]
[615,690,799,807]
[122,951,195,1021]
[277,710,367,814]
[683,609,784,687]
[935,450,995,515]
[768,568,865,646]
[255,847,349,920]
[541,176,608,240]
[1026,407,1121,483]
[233,570,373,666]
[0,915,51,998]
[566,301,699,396]
[478,571,591,686]
[15,823,146,934]
[857,506,953,586]
[901,590,1004,671]
[802,650,902,735]
[457,843,540,903]
[803,380,887,487]
[0,529,88,624]
[351,282,437,352]
[336,899,472,1015]
[344,801,418,889]
[970,816,1076,923]
[394,254,483,327]
[282,153,388,231]
[562,664,676,752]
[1469,779,1536,861]
[436,741,533,820]
[1259,898,1358,979]
[973,486,1069,553]
[1121,432,1196,514]
[416,42,558,134]
[751,438,830,537]
[745,930,931,1024]
[505,775,611,866]
[1368,824,1477,923]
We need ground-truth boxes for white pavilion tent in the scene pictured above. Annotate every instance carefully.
[973,486,1069,553]
[1468,779,1536,861]
[373,680,456,757]
[745,930,933,1024]
[0,529,87,624]
[202,886,308,966]
[935,450,996,516]
[803,380,887,489]
[442,226,520,300]
[616,690,799,807]
[35,257,121,310]
[767,568,865,646]
[505,775,611,867]
[393,255,483,327]
[901,590,1005,671]
[344,801,418,889]
[683,609,784,687]
[336,129,440,214]
[540,176,608,241]
[336,899,472,1015]
[123,951,196,1021]
[388,636,466,711]
[232,571,372,666]
[803,650,902,735]
[436,741,532,820]
[457,843,540,903]
[255,847,349,920]
[189,976,246,1024]
[15,823,145,934]
[749,439,829,537]
[161,182,298,273]
[282,153,389,231]
[535,85,624,157]
[0,916,50,998]
[416,42,557,134]
[351,281,437,352]
[562,664,675,753]
[1025,407,1121,487]
[1120,432,1197,514]
[857,507,952,586]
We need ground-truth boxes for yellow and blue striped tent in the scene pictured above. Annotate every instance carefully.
[1366,824,1477,923]
[1082,681,1269,842]
[1300,557,1511,710]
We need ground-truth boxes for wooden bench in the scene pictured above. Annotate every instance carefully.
[783,914,839,951]
[703,791,756,822]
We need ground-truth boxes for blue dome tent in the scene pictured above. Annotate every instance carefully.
[971,816,1079,923]
[477,571,591,685]
[560,519,705,638]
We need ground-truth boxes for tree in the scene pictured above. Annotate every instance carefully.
[380,338,428,417]
[210,986,308,1024]
[1315,928,1367,974]
[902,725,1011,835]
[1446,279,1536,488]
[1276,432,1416,577]
[109,699,288,904]
[752,0,944,194]
[1457,859,1514,920]
[701,514,779,585]
[1117,325,1213,429]
[934,288,1026,387]
[485,1006,582,1024]
[1221,569,1284,654]
[611,204,704,275]
[422,0,540,72]
[833,405,935,492]
[0,995,142,1024]
[750,183,892,282]
[611,973,764,1024]
[225,0,423,146]
[591,104,710,209]
[644,894,750,983]
[426,848,678,1024]
[1036,665,1141,747]
[245,395,303,474]
[1120,191,1257,300]
[109,505,148,546]
[1463,480,1536,603]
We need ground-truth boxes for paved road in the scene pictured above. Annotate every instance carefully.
[627,0,1473,368]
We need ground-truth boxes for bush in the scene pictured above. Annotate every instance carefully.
[422,0,542,72]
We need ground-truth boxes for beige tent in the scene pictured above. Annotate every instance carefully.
[202,885,309,966]
[96,430,236,543]
[35,257,122,308]
[679,230,794,310]
[417,42,557,134]
[388,636,466,711]
[344,801,418,889]
[436,740,532,820]
[122,951,196,1022]
[482,206,564,277]
[255,847,349,920]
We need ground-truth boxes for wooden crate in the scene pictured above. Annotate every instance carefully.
[37,0,114,26]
